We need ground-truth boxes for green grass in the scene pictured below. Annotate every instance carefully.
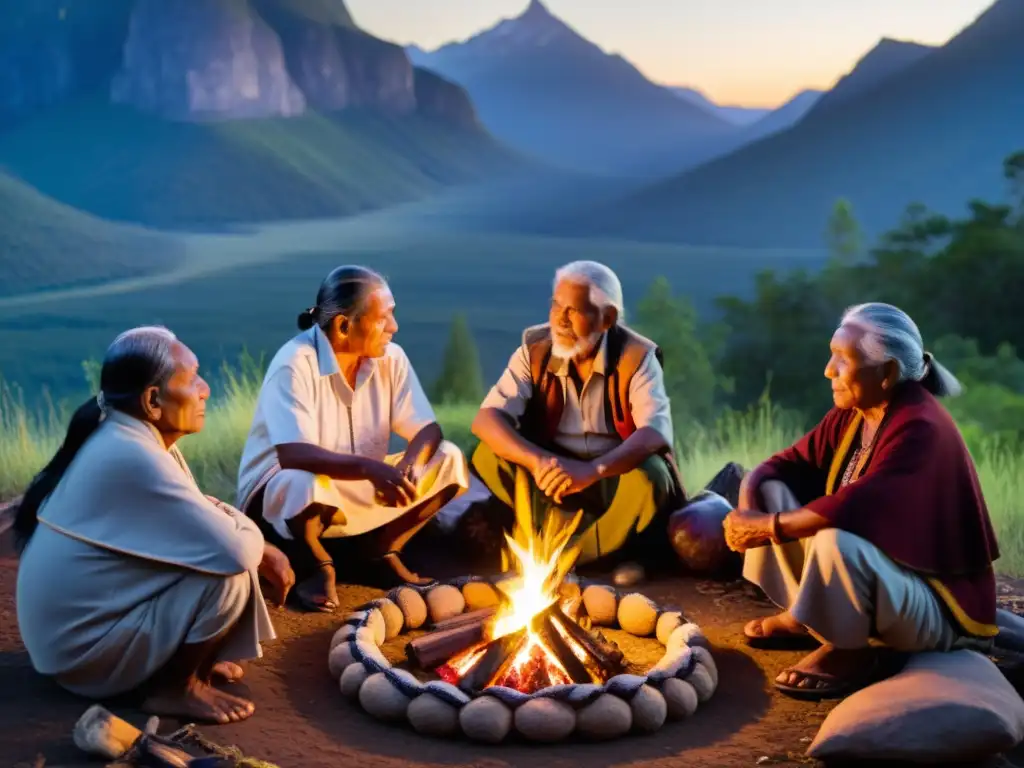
[3,365,1023,577]
[0,97,519,229]
[0,171,181,297]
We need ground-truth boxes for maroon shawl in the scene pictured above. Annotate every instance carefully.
[759,381,1000,637]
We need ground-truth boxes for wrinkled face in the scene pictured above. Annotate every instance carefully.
[549,279,613,359]
[343,284,398,358]
[825,325,895,410]
[144,341,210,440]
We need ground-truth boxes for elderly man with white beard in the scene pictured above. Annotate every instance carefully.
[459,261,686,582]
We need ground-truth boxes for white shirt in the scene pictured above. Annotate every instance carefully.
[236,326,436,511]
[480,331,674,459]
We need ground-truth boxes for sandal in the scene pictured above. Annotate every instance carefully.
[744,615,819,650]
[293,561,338,613]
[774,645,906,701]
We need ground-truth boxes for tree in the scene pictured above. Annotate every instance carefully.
[825,198,863,267]
[431,314,484,405]
[633,277,724,429]
[1005,151,1024,221]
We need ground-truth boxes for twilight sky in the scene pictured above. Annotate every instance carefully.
[345,0,992,107]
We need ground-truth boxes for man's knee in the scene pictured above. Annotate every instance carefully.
[187,572,252,643]
[632,455,674,501]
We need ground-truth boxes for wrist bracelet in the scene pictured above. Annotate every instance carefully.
[770,511,785,545]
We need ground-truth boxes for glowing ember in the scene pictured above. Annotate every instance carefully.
[436,471,623,694]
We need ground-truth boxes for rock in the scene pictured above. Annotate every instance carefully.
[339,661,368,699]
[662,678,699,720]
[407,693,461,737]
[462,581,501,611]
[575,694,633,740]
[656,611,683,646]
[389,586,428,629]
[514,698,576,742]
[687,663,715,703]
[630,685,668,732]
[255,0,415,115]
[365,607,386,646]
[110,0,307,121]
[413,67,479,129]
[328,642,357,678]
[425,584,465,624]
[692,646,718,689]
[359,672,410,721]
[582,584,618,626]
[668,622,708,652]
[329,624,355,651]
[617,593,658,637]
[667,490,740,576]
[460,696,512,744]
[374,598,404,640]
[612,562,645,588]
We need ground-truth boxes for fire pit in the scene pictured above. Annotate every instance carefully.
[327,475,718,743]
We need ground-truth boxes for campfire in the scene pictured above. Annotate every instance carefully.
[407,474,626,694]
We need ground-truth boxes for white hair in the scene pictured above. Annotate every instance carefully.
[101,325,180,405]
[554,260,625,321]
[839,302,962,397]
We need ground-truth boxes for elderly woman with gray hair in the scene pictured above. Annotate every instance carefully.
[15,327,291,724]
[724,302,1000,700]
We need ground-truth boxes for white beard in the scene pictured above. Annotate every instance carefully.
[552,330,603,361]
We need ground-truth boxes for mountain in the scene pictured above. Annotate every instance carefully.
[0,0,521,229]
[408,0,735,174]
[807,38,935,118]
[0,171,179,297]
[562,0,1024,247]
[669,87,771,126]
[741,89,823,141]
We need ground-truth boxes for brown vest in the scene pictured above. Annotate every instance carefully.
[518,323,687,504]
[519,323,661,445]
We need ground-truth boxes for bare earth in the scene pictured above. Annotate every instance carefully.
[3,536,1024,768]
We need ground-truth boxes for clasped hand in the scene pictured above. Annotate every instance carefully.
[367,458,419,508]
[532,455,599,504]
[722,508,773,553]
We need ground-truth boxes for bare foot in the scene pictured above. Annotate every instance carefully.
[775,645,901,699]
[744,611,808,640]
[211,661,244,683]
[142,679,255,724]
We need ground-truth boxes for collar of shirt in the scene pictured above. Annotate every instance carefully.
[311,326,378,391]
[548,331,609,379]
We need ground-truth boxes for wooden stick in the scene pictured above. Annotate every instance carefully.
[406,621,489,669]
[432,606,497,631]
[532,606,596,684]
[550,603,625,677]
[458,629,526,694]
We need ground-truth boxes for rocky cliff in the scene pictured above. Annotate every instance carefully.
[0,0,134,127]
[0,0,483,129]
[414,68,478,129]
[111,0,306,121]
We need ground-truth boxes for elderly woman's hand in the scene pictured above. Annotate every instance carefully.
[260,544,296,607]
[723,508,774,553]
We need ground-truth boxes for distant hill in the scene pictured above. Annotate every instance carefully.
[807,37,935,118]
[408,0,735,175]
[561,0,1024,247]
[0,0,522,229]
[740,89,823,142]
[0,171,179,297]
[669,87,771,126]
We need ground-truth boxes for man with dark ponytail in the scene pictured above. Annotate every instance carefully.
[237,266,470,611]
[16,327,290,725]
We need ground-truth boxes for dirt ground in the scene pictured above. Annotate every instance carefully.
[3,534,1024,768]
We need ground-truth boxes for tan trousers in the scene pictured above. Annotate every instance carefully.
[743,480,960,652]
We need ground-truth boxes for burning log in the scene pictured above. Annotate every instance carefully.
[531,604,596,685]
[456,630,528,694]
[407,620,489,669]
[432,606,497,632]
[549,603,626,679]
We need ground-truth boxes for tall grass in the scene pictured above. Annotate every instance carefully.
[3,364,1023,576]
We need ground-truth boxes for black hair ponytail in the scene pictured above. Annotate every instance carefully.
[297,265,385,331]
[14,397,104,553]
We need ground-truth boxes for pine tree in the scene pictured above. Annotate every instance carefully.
[431,313,484,405]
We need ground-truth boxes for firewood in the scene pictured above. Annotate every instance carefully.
[458,629,527,694]
[531,606,596,684]
[431,606,497,632]
[406,621,489,669]
[550,603,625,678]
